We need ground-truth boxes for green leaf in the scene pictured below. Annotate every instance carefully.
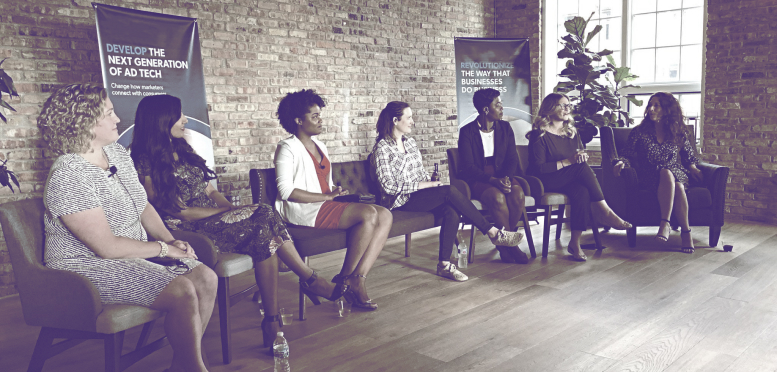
[0,99,16,112]
[0,110,6,123]
[0,70,19,97]
[626,96,644,107]
[564,14,593,41]
[557,47,577,59]
[606,54,616,66]
[585,25,602,47]
[597,49,614,56]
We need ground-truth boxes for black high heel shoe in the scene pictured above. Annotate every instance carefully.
[300,271,346,304]
[261,314,282,348]
[656,218,671,243]
[342,274,378,310]
[680,229,694,254]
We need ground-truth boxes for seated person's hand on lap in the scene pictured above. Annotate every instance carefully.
[613,161,625,177]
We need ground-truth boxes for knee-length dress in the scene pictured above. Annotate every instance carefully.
[43,143,201,307]
[135,155,292,263]
[616,124,700,190]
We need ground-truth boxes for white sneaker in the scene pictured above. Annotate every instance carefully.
[437,262,468,282]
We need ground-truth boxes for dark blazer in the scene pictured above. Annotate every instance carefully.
[457,118,522,185]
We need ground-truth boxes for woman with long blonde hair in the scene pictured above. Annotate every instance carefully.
[527,93,631,261]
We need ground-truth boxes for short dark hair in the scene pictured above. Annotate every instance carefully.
[376,101,410,142]
[472,88,501,115]
[276,89,326,135]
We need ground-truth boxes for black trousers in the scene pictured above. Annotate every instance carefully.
[538,163,604,231]
[396,185,493,261]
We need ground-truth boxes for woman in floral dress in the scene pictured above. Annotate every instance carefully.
[130,94,343,349]
[613,92,703,253]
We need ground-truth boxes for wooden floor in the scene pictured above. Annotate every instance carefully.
[3,221,777,372]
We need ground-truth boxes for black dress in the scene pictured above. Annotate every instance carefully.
[617,124,700,190]
[136,155,292,263]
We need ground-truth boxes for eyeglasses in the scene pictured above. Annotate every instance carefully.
[557,104,574,110]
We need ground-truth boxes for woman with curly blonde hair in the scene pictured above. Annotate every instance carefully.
[38,83,217,372]
[527,93,630,261]
[130,94,342,350]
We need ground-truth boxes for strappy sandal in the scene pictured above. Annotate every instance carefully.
[655,218,670,243]
[680,229,694,254]
[342,274,378,310]
[300,271,345,304]
[261,314,282,348]
[567,246,587,262]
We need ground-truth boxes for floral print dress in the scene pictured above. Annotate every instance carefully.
[136,156,291,263]
[617,124,700,190]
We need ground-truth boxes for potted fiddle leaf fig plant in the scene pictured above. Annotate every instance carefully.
[554,13,643,145]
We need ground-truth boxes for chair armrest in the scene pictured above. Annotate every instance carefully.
[16,266,103,332]
[697,162,729,226]
[523,175,543,200]
[511,176,530,197]
[451,179,471,200]
[170,230,218,268]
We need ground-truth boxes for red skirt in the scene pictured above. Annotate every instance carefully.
[314,201,349,229]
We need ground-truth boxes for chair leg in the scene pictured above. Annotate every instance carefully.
[555,204,566,240]
[404,234,411,257]
[27,327,55,372]
[135,320,155,350]
[299,256,309,321]
[591,224,602,249]
[522,210,536,258]
[709,226,721,247]
[104,331,123,372]
[252,291,261,303]
[542,206,553,257]
[217,276,232,364]
[627,226,637,247]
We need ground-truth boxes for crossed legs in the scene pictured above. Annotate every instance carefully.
[150,265,218,372]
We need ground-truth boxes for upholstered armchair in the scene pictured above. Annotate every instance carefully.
[599,126,729,247]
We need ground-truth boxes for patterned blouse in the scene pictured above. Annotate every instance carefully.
[371,136,429,209]
[617,124,700,189]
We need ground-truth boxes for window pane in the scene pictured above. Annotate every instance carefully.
[600,0,622,17]
[680,44,702,81]
[632,0,656,14]
[632,13,656,48]
[657,0,681,11]
[611,50,622,67]
[679,93,701,118]
[681,7,703,45]
[559,0,579,19]
[631,49,656,83]
[656,11,681,47]
[579,0,599,19]
[600,17,622,52]
[655,46,680,82]
[683,0,703,7]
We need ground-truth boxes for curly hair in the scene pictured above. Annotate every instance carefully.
[375,101,410,142]
[638,92,687,145]
[37,83,107,155]
[528,93,577,139]
[129,94,216,213]
[472,88,501,115]
[276,89,326,135]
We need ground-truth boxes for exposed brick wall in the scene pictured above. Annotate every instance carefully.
[494,0,542,111]
[0,0,510,297]
[704,0,777,224]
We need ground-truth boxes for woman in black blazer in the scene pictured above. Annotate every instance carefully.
[458,88,529,264]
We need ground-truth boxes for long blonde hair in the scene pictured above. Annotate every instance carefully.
[528,93,577,139]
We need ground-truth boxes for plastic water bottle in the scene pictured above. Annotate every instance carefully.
[457,232,468,269]
[273,332,290,372]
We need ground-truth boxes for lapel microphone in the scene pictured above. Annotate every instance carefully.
[320,164,325,169]
[108,165,118,178]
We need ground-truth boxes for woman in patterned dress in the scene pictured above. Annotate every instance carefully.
[129,94,341,348]
[38,84,217,372]
[613,92,703,253]
[274,89,391,310]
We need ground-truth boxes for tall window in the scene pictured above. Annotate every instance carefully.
[544,0,705,144]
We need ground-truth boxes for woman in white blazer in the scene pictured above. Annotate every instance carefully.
[274,89,392,310]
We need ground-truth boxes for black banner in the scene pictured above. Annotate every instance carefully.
[94,3,213,165]
[454,38,533,145]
